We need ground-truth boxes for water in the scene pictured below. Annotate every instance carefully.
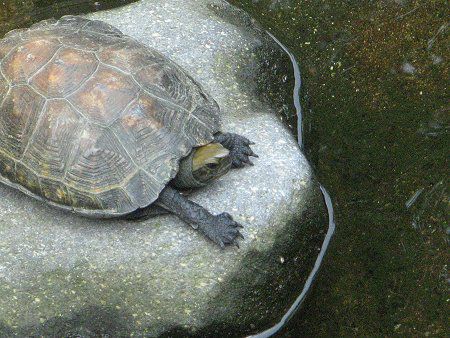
[0,0,136,36]
[1,0,447,336]
[227,0,448,336]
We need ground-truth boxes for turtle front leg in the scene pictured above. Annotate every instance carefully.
[214,132,258,168]
[155,186,243,248]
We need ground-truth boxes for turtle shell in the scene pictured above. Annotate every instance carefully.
[0,16,221,217]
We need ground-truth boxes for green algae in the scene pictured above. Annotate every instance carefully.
[228,0,448,336]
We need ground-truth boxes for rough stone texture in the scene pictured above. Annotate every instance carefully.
[0,0,329,336]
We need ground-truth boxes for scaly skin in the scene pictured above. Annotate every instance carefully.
[156,186,244,248]
[127,132,257,248]
[214,132,258,168]
[125,205,168,220]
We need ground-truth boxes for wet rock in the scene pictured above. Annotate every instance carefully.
[0,0,330,336]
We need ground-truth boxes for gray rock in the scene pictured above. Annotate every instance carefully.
[0,0,331,336]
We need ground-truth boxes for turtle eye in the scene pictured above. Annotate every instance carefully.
[206,163,219,170]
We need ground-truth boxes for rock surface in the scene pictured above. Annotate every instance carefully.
[0,0,330,336]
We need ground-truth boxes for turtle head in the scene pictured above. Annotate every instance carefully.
[192,143,231,183]
[172,143,231,189]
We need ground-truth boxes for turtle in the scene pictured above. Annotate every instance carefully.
[0,16,257,248]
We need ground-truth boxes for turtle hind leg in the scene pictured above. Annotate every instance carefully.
[124,205,169,221]
[214,132,258,168]
[155,186,243,248]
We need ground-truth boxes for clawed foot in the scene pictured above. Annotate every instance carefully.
[214,133,258,168]
[229,135,258,168]
[199,212,244,248]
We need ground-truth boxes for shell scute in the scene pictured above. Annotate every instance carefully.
[111,98,165,164]
[124,170,161,208]
[40,176,71,206]
[24,23,74,40]
[182,113,216,146]
[135,62,195,110]
[0,152,16,183]
[145,150,180,184]
[98,40,165,74]
[21,100,83,178]
[67,186,103,211]
[56,16,91,30]
[97,188,134,213]
[82,20,123,37]
[0,36,18,60]
[1,39,60,84]
[0,72,8,99]
[136,92,190,140]
[59,31,121,52]
[0,85,45,158]
[15,162,42,197]
[30,47,98,98]
[110,96,187,187]
[68,65,139,125]
[190,103,221,136]
[30,18,58,30]
[65,125,135,192]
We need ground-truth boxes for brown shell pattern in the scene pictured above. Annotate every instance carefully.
[0,16,221,216]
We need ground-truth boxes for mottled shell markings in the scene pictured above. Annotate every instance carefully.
[2,39,61,84]
[0,16,221,216]
[30,47,98,98]
[68,66,139,125]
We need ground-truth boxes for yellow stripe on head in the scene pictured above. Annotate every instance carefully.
[192,143,229,171]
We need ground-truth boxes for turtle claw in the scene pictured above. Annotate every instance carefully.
[247,149,259,158]
[215,133,258,169]
[222,212,232,219]
[229,137,258,168]
[199,212,244,248]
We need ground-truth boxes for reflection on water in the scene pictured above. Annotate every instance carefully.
[228,0,448,336]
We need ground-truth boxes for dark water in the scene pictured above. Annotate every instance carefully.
[1,0,447,337]
[0,0,136,36]
[227,0,448,336]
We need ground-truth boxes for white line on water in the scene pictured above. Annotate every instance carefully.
[266,31,303,149]
[249,186,336,338]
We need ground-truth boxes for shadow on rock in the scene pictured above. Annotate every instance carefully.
[1,305,132,337]
[163,185,329,337]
